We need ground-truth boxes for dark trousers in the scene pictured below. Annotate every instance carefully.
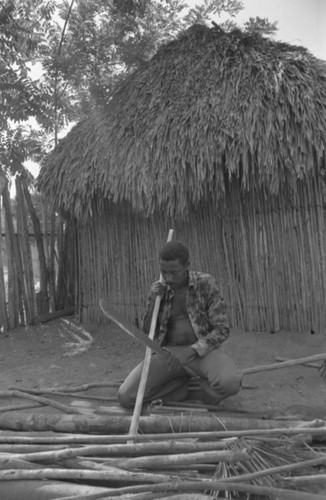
[118,345,242,408]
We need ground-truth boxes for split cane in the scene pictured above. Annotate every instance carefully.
[128,229,174,437]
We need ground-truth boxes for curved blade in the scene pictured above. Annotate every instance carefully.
[99,298,168,359]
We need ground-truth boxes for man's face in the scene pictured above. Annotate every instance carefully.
[159,259,189,289]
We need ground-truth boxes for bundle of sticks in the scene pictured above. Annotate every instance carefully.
[0,423,326,500]
[0,377,326,499]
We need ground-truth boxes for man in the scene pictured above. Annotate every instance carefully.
[118,241,242,408]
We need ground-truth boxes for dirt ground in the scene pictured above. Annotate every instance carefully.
[0,317,326,421]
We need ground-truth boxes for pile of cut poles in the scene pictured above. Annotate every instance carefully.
[0,341,326,498]
[0,384,326,500]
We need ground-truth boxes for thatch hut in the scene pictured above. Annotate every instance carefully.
[39,25,326,334]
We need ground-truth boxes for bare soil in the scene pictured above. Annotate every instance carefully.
[1,318,326,422]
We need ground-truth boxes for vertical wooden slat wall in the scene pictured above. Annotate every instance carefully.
[15,178,37,322]
[0,177,77,330]
[0,196,9,331]
[3,185,23,328]
[76,179,326,334]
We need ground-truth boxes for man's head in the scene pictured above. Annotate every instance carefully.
[159,241,190,289]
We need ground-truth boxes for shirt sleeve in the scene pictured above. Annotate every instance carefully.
[141,291,156,334]
[190,276,230,357]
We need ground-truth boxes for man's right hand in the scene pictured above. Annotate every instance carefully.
[162,347,198,377]
[149,280,166,299]
[162,348,184,372]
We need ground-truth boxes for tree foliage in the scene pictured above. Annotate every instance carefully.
[0,0,56,125]
[243,16,278,37]
[0,125,44,176]
[49,0,245,117]
[0,0,280,176]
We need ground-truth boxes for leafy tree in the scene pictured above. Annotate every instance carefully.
[243,16,278,37]
[39,0,245,121]
[0,0,57,126]
[0,0,279,147]
[0,125,44,176]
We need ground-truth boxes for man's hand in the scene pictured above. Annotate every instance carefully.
[174,346,198,366]
[149,280,166,299]
[162,346,197,372]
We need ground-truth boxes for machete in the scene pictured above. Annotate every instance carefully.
[99,298,199,378]
[99,298,173,359]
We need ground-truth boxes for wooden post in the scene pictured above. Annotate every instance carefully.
[21,175,49,315]
[2,184,26,328]
[128,229,174,437]
[0,175,8,331]
[15,177,37,323]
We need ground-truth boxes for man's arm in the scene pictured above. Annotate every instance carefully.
[142,297,155,334]
[190,276,230,357]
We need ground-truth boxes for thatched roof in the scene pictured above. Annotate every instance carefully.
[39,24,326,221]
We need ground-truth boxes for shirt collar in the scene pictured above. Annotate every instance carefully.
[188,270,195,288]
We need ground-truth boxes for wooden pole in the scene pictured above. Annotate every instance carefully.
[128,229,174,437]
[0,174,9,331]
[15,177,37,323]
[242,352,326,375]
[0,425,325,443]
[2,183,24,328]
[20,175,49,315]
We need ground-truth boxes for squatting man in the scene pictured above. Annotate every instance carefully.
[118,241,242,408]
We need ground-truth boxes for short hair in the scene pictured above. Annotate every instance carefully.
[159,241,190,266]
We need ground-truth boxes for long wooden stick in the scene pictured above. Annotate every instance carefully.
[14,382,122,393]
[0,467,176,483]
[242,352,326,375]
[222,454,326,483]
[275,356,320,368]
[284,474,326,486]
[105,449,249,470]
[1,426,326,445]
[0,390,81,414]
[55,479,326,500]
[128,229,174,437]
[6,440,229,463]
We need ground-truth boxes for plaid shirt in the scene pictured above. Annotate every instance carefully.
[142,271,230,357]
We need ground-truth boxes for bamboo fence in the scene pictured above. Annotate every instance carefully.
[0,174,75,331]
[76,176,326,334]
[0,177,9,331]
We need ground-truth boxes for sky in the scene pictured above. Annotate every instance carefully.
[218,0,326,60]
